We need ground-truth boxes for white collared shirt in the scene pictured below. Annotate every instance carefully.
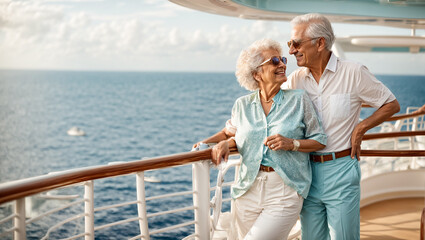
[283,53,396,152]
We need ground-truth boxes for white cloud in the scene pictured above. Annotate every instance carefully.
[37,0,103,3]
[0,0,280,71]
[1,1,64,32]
[168,28,181,46]
[0,0,423,74]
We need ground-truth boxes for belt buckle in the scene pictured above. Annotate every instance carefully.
[320,155,324,163]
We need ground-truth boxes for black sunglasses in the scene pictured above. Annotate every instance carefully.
[258,56,287,67]
[287,37,320,49]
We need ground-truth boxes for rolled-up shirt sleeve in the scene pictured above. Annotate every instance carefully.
[225,119,237,135]
[356,65,396,109]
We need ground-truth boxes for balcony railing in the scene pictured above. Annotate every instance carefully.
[1,109,424,239]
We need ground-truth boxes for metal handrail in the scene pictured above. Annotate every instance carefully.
[41,213,86,240]
[146,189,194,201]
[147,206,196,218]
[361,149,425,157]
[26,199,84,224]
[0,226,16,238]
[94,217,141,231]
[386,110,424,122]
[363,130,425,140]
[94,200,139,212]
[150,220,197,235]
[0,213,15,225]
[0,149,212,205]
[61,232,87,240]
[362,104,424,122]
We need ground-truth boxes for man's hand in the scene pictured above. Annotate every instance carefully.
[352,100,400,161]
[412,104,425,115]
[350,125,366,161]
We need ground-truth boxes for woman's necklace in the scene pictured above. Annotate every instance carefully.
[260,89,277,103]
[260,92,274,103]
[261,98,273,103]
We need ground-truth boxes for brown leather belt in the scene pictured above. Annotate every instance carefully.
[310,148,352,163]
[259,165,275,172]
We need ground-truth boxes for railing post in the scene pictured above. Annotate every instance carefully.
[192,161,211,240]
[420,207,425,240]
[410,117,419,169]
[136,172,150,240]
[14,198,26,240]
[84,181,94,240]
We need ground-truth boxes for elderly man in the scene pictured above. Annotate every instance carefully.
[285,13,400,240]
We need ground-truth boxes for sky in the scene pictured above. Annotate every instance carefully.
[1,0,425,75]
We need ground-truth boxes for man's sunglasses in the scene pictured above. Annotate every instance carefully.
[287,37,320,49]
[258,56,287,67]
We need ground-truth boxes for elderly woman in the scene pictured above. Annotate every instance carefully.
[196,39,326,240]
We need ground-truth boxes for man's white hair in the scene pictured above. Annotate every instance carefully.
[291,13,335,51]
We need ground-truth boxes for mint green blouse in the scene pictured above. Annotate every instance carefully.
[231,89,327,199]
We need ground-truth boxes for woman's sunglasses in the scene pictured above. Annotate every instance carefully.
[258,56,287,67]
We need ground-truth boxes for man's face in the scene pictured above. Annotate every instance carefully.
[288,23,319,68]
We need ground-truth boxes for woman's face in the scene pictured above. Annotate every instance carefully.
[256,49,287,87]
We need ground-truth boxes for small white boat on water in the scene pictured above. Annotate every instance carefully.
[67,127,86,136]
[0,1,424,239]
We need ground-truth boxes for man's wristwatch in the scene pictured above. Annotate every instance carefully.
[292,139,300,151]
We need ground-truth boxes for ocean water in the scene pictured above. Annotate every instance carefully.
[0,70,424,239]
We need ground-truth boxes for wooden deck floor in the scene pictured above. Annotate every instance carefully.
[360,197,425,240]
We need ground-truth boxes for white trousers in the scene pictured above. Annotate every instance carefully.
[231,171,303,240]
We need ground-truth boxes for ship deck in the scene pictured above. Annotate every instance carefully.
[360,197,425,239]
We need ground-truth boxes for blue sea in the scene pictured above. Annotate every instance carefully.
[0,70,424,239]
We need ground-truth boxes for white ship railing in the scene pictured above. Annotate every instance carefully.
[1,109,425,240]
[361,106,425,177]
[0,150,222,240]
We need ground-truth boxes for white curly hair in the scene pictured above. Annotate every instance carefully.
[235,39,282,91]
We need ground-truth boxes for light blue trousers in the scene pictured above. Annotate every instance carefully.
[300,155,361,240]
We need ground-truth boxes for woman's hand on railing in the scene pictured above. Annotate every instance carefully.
[212,140,230,165]
[192,142,202,150]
